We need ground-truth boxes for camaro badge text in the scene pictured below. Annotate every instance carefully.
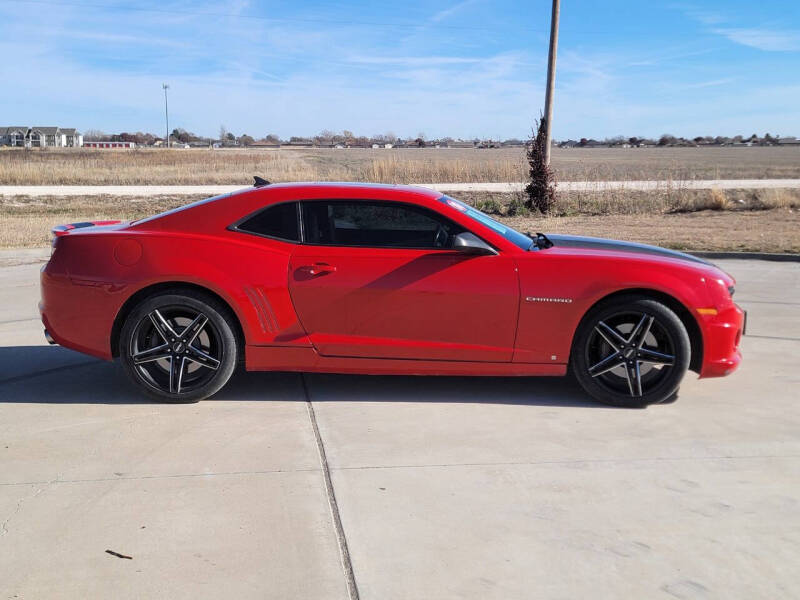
[525,296,573,303]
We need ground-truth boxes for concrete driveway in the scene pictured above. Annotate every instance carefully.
[1,251,798,599]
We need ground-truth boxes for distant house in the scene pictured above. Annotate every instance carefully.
[777,137,799,146]
[59,128,83,147]
[1,126,83,147]
[83,141,135,149]
[29,127,59,147]
[1,127,28,147]
[448,141,475,149]
[582,139,608,148]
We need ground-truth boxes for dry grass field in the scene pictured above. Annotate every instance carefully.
[2,146,800,185]
[3,190,798,252]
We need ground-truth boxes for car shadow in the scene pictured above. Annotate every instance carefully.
[0,345,606,408]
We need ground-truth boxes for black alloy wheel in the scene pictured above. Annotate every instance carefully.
[120,290,238,403]
[571,296,691,407]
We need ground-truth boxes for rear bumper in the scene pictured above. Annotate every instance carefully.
[698,303,745,378]
[40,269,116,361]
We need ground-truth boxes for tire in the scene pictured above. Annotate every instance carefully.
[571,295,691,407]
[119,290,238,403]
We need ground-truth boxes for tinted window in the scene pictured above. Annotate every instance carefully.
[302,201,463,248]
[237,202,299,241]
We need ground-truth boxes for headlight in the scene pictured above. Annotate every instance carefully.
[704,277,734,309]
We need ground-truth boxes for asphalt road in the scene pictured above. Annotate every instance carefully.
[1,252,798,599]
[2,179,800,196]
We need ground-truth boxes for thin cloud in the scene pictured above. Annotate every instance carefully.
[348,56,483,66]
[682,77,736,89]
[429,0,479,23]
[713,27,800,51]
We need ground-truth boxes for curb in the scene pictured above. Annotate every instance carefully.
[689,251,800,262]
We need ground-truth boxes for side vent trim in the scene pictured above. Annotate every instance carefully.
[244,285,279,334]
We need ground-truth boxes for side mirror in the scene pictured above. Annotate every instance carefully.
[453,232,496,255]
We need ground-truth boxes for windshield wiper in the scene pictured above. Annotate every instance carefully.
[526,232,554,250]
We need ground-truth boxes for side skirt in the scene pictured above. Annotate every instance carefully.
[245,345,567,377]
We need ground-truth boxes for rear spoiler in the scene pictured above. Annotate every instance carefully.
[51,220,123,237]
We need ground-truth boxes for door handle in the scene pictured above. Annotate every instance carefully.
[301,263,337,276]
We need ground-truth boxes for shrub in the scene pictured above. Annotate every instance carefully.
[506,194,530,217]
[475,198,502,214]
[524,117,557,214]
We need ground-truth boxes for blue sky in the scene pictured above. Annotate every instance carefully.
[1,0,799,139]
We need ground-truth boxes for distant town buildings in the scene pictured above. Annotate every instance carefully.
[1,126,83,147]
[2,126,798,150]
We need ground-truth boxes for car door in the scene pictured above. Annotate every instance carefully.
[288,199,519,362]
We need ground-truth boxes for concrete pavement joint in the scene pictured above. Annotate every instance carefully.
[745,335,800,342]
[5,454,794,488]
[302,373,360,600]
[737,300,800,306]
[329,453,800,472]
[691,251,800,262]
[0,468,322,487]
[0,317,41,325]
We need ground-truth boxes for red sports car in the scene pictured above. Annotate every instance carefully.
[40,181,744,407]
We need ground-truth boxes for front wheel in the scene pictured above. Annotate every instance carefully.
[571,296,691,407]
[119,290,238,403]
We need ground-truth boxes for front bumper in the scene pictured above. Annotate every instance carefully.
[699,303,745,378]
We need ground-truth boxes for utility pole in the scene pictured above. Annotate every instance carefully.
[543,0,560,165]
[162,83,170,148]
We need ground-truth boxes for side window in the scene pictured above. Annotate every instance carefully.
[302,201,463,248]
[236,202,299,241]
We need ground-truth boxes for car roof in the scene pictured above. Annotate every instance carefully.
[249,181,443,199]
[130,182,445,232]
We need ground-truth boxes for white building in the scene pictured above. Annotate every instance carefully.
[0,127,28,146]
[0,126,83,147]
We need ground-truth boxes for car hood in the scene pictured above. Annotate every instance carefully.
[545,234,712,266]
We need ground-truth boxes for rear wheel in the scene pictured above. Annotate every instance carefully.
[120,291,238,403]
[571,296,691,407]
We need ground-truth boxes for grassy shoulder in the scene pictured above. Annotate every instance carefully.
[1,191,798,253]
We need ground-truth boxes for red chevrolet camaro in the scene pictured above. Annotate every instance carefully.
[40,181,744,407]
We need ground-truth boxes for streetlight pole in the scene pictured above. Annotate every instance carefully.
[162,83,170,148]
[543,0,560,165]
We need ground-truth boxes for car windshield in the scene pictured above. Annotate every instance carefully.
[438,195,532,250]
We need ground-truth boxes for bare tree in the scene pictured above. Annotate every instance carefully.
[83,129,108,141]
